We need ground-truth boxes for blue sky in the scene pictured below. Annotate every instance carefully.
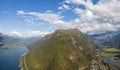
[0,0,62,32]
[0,0,120,36]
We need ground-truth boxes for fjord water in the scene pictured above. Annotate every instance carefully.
[0,46,28,70]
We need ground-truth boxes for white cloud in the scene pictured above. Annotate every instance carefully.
[74,8,84,15]
[71,0,120,34]
[64,0,70,4]
[58,6,64,10]
[17,10,26,15]
[66,0,86,5]
[17,10,74,29]
[24,31,50,37]
[46,10,52,13]
[10,30,50,38]
[85,10,93,20]
[58,4,71,10]
[63,4,71,10]
[11,31,22,37]
[18,11,63,24]
[17,0,120,35]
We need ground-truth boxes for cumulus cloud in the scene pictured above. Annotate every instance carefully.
[17,10,26,15]
[71,0,120,34]
[17,10,63,24]
[58,6,64,10]
[58,4,71,10]
[17,10,74,29]
[17,0,120,35]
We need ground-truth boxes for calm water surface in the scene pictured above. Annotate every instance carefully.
[0,46,28,70]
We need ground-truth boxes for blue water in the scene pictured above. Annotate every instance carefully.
[0,46,28,70]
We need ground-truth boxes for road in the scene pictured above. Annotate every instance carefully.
[23,53,29,70]
[103,55,120,70]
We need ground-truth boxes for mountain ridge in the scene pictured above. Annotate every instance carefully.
[21,29,97,70]
[87,30,120,47]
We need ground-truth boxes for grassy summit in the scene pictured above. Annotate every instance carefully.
[22,29,96,70]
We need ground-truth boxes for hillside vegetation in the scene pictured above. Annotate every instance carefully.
[100,48,120,57]
[21,29,96,70]
[105,48,120,53]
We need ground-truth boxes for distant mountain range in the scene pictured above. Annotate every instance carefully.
[105,33,120,48]
[0,32,41,48]
[1,29,120,49]
[88,30,120,48]
[20,29,97,70]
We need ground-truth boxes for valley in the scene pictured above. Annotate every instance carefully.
[0,29,120,70]
[19,29,120,70]
[0,0,120,70]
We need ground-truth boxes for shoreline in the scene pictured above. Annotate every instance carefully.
[19,53,28,70]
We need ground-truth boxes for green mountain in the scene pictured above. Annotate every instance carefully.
[26,34,52,50]
[21,29,96,70]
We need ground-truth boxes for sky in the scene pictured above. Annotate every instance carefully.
[0,0,120,37]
